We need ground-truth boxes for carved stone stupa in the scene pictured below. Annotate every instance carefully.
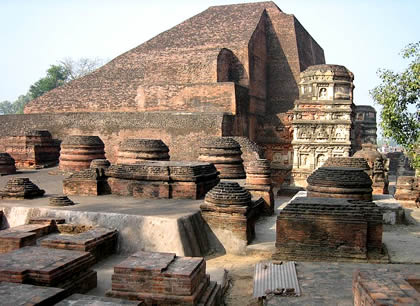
[290,64,356,187]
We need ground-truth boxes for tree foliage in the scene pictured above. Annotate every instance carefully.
[370,42,420,170]
[29,65,70,100]
[0,57,106,114]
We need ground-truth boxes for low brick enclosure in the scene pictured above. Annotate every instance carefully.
[0,152,16,175]
[273,197,383,261]
[0,223,56,253]
[198,137,246,179]
[0,130,60,169]
[49,195,75,206]
[0,282,67,306]
[59,135,105,171]
[105,161,219,199]
[245,158,274,215]
[41,226,118,262]
[0,217,117,262]
[106,251,221,305]
[394,176,420,205]
[200,182,261,254]
[0,177,45,199]
[57,294,144,306]
[117,139,170,164]
[63,168,110,196]
[306,167,373,200]
[353,270,420,305]
[0,246,97,294]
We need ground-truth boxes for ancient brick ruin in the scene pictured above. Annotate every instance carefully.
[49,195,75,206]
[198,137,246,179]
[63,168,109,196]
[200,182,261,253]
[353,270,420,305]
[0,152,16,175]
[90,158,111,170]
[244,158,274,215]
[117,139,170,164]
[353,143,389,194]
[394,176,420,205]
[323,156,370,170]
[0,246,97,293]
[0,177,45,199]
[306,167,373,200]
[0,130,60,169]
[59,135,105,171]
[106,251,221,305]
[354,105,378,152]
[105,161,219,199]
[290,64,355,187]
[273,197,383,261]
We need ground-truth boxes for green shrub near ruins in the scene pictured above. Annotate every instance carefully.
[371,41,420,171]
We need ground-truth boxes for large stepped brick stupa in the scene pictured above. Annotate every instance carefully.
[0,1,376,185]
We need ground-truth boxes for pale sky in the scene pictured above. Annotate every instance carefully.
[0,0,419,109]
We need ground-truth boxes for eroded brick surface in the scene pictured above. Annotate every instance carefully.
[353,270,420,305]
[273,197,383,261]
[0,282,66,306]
[0,246,96,293]
[106,251,221,305]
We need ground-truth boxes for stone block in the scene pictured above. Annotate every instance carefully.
[106,251,221,305]
[0,282,67,306]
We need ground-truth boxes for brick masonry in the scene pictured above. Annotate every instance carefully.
[353,270,420,305]
[0,2,325,187]
[106,251,221,305]
[273,197,384,261]
[105,161,219,199]
[0,282,67,306]
[0,130,60,169]
[0,246,97,295]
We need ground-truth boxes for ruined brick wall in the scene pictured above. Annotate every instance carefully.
[0,113,230,163]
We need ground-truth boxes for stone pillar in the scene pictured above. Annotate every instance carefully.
[59,136,105,171]
[0,153,16,175]
[245,159,274,215]
[198,137,245,179]
[116,139,170,164]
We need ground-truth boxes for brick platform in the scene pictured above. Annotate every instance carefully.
[0,246,96,294]
[49,195,75,206]
[0,282,67,306]
[0,152,17,175]
[63,168,110,196]
[59,135,105,171]
[40,227,117,262]
[106,161,219,199]
[117,139,170,164]
[353,270,420,305]
[0,223,55,253]
[201,182,261,253]
[106,251,221,305]
[0,130,60,169]
[0,177,45,199]
[273,197,384,261]
[395,176,420,205]
[306,167,373,200]
[57,293,143,305]
[198,137,245,179]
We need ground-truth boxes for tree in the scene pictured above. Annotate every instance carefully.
[370,42,420,171]
[60,57,106,80]
[1,57,107,115]
[29,64,70,99]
